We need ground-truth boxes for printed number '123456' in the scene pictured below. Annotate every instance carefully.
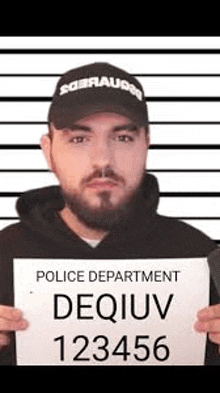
[54,334,170,363]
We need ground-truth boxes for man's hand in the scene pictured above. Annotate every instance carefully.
[0,305,28,349]
[194,304,220,345]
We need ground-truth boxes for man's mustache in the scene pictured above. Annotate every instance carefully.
[82,167,125,185]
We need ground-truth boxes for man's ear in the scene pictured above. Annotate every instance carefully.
[40,134,53,171]
[146,131,150,148]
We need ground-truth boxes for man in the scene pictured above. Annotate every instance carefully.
[0,62,219,365]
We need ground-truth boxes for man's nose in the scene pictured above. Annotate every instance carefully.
[90,140,113,169]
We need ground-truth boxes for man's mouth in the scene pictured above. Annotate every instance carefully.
[82,167,125,189]
[86,180,118,190]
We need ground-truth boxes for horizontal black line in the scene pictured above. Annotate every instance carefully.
[0,169,50,172]
[150,145,220,149]
[160,192,220,197]
[0,192,220,198]
[0,97,51,102]
[0,145,41,149]
[0,169,218,174]
[1,216,220,220]
[0,122,48,125]
[1,49,220,54]
[150,121,220,126]
[0,169,219,173]
[0,216,215,219]
[0,217,19,220]
[0,192,23,197]
[145,97,220,102]
[0,144,220,150]
[150,122,220,126]
[1,97,220,102]
[0,74,62,77]
[133,74,220,77]
[1,121,220,126]
[174,217,220,220]
[1,74,220,78]
[0,168,220,173]
[150,169,220,172]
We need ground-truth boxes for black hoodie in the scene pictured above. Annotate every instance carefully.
[0,173,219,365]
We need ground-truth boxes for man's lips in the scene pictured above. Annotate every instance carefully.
[86,180,118,189]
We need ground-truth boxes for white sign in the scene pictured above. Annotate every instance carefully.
[14,258,209,365]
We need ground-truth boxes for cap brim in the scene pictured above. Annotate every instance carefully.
[49,102,148,129]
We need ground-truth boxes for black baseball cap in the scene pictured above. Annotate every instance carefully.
[48,62,149,129]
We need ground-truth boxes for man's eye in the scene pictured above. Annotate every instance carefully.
[69,136,86,144]
[115,135,134,142]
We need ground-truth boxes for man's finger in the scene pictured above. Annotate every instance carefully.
[197,304,220,320]
[0,333,10,347]
[0,317,28,332]
[209,333,220,345]
[194,318,220,334]
[0,305,22,321]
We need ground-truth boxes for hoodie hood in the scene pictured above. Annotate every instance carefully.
[16,172,160,245]
[1,172,219,367]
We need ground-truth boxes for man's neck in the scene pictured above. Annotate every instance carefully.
[59,205,108,241]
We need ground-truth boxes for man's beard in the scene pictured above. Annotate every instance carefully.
[61,168,145,232]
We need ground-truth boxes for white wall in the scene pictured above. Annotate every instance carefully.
[0,37,219,242]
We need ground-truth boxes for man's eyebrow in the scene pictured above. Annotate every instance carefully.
[112,124,139,132]
[63,123,139,133]
[68,124,92,132]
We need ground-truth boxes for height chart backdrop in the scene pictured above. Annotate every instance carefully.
[0,37,219,244]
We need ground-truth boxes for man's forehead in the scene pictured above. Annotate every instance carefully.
[52,112,140,133]
[70,112,135,125]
